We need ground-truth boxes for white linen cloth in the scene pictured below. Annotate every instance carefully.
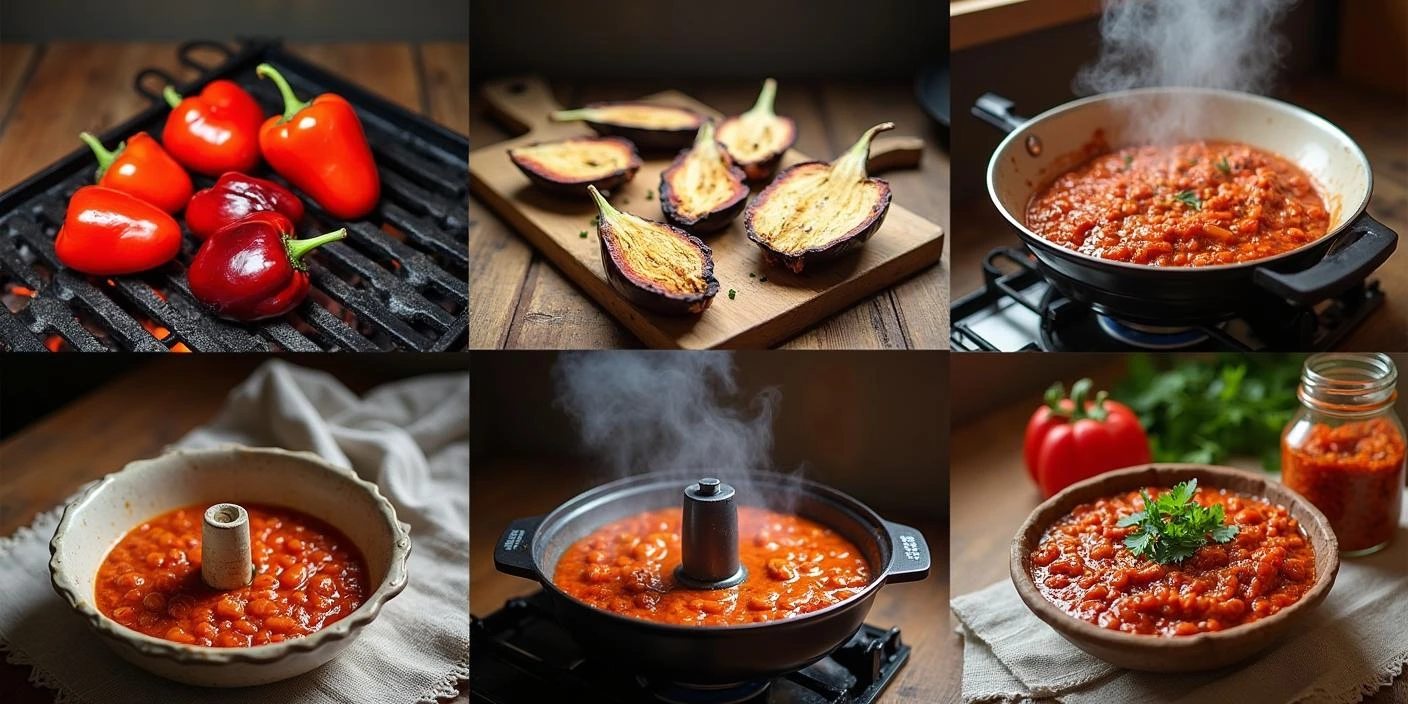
[0,360,469,704]
[951,489,1408,704]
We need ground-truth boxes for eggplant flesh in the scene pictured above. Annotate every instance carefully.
[659,121,748,233]
[552,102,704,153]
[508,137,641,195]
[588,186,718,314]
[747,165,891,272]
[717,80,797,181]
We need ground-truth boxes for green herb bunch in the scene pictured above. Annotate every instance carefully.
[1116,354,1303,471]
[1117,479,1238,564]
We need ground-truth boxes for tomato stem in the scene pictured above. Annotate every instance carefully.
[1045,378,1110,422]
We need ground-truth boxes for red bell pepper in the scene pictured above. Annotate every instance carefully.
[187,211,346,321]
[255,63,379,219]
[80,131,193,214]
[186,172,305,239]
[1024,378,1152,498]
[161,80,264,175]
[55,186,183,275]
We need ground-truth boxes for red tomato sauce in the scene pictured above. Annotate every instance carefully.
[1283,418,1405,553]
[554,507,870,625]
[95,504,369,647]
[1027,141,1329,266]
[1030,487,1316,636]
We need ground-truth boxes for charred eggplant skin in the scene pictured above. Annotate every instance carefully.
[508,137,642,197]
[658,123,750,234]
[599,235,719,315]
[588,185,719,315]
[553,102,704,153]
[744,165,893,274]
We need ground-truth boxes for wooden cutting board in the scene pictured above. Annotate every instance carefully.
[469,76,945,349]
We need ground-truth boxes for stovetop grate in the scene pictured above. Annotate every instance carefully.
[951,246,1382,352]
[470,591,910,704]
[0,39,467,352]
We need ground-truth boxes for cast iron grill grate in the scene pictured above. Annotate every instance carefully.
[0,39,467,352]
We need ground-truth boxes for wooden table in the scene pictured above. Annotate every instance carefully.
[948,363,1408,703]
[470,458,961,702]
[470,79,951,349]
[949,78,1408,351]
[0,356,469,703]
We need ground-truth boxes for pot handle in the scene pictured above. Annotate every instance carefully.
[882,520,931,584]
[1253,213,1398,305]
[493,515,543,580]
[973,93,1028,135]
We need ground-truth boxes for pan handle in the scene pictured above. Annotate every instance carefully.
[493,515,544,580]
[882,520,931,584]
[1253,213,1398,305]
[973,93,1028,135]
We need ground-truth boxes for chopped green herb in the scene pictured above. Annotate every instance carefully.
[748,272,756,278]
[1122,154,1133,170]
[727,289,736,300]
[759,276,768,283]
[1116,479,1238,564]
[578,231,587,238]
[1173,190,1202,210]
[645,189,654,201]
[1215,156,1231,175]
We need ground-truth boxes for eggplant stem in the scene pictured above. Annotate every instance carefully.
[550,108,593,122]
[833,122,895,181]
[746,78,779,117]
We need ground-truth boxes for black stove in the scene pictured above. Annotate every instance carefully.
[950,247,1383,352]
[470,591,911,704]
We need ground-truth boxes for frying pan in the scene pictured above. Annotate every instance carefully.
[493,472,930,687]
[976,87,1398,325]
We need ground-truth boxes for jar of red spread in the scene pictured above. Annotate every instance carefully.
[1282,353,1404,556]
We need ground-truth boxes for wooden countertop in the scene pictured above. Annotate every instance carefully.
[948,363,1408,702]
[950,78,1408,351]
[0,357,469,703]
[470,79,951,349]
[470,458,961,702]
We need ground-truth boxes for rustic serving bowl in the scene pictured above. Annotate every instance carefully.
[1010,463,1339,672]
[49,445,412,687]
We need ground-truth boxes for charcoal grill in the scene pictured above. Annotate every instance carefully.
[0,39,468,352]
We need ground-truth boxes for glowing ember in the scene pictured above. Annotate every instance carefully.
[170,342,191,352]
[44,336,64,352]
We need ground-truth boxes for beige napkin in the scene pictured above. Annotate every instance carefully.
[0,360,469,704]
[952,489,1408,704]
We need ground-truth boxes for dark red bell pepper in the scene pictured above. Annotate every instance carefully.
[187,211,346,321]
[255,63,380,219]
[80,131,193,214]
[56,186,183,275]
[186,172,305,239]
[162,80,264,175]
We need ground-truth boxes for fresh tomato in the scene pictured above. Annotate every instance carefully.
[1023,379,1152,498]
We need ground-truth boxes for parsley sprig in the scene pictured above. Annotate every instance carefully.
[1116,479,1238,564]
[1173,190,1202,210]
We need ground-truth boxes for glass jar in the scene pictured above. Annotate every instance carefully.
[1282,353,1405,556]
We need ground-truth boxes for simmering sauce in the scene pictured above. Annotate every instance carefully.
[1031,486,1316,636]
[1027,140,1329,266]
[554,507,870,625]
[95,504,369,647]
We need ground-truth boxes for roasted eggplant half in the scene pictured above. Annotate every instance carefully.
[744,122,894,273]
[716,78,798,181]
[587,185,719,315]
[508,136,642,196]
[658,120,749,234]
[551,102,704,153]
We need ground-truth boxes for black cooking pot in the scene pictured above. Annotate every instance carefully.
[975,89,1398,325]
[493,472,930,687]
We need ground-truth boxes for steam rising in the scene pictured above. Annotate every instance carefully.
[1074,0,1298,141]
[553,352,779,477]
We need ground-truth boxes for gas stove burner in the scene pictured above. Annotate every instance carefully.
[470,591,911,704]
[952,246,1384,352]
[638,678,770,704]
[1096,316,1210,350]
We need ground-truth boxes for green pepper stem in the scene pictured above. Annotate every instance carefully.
[256,63,310,122]
[745,78,778,118]
[285,228,347,268]
[79,132,122,178]
[833,122,894,182]
[162,86,183,109]
[550,108,594,123]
